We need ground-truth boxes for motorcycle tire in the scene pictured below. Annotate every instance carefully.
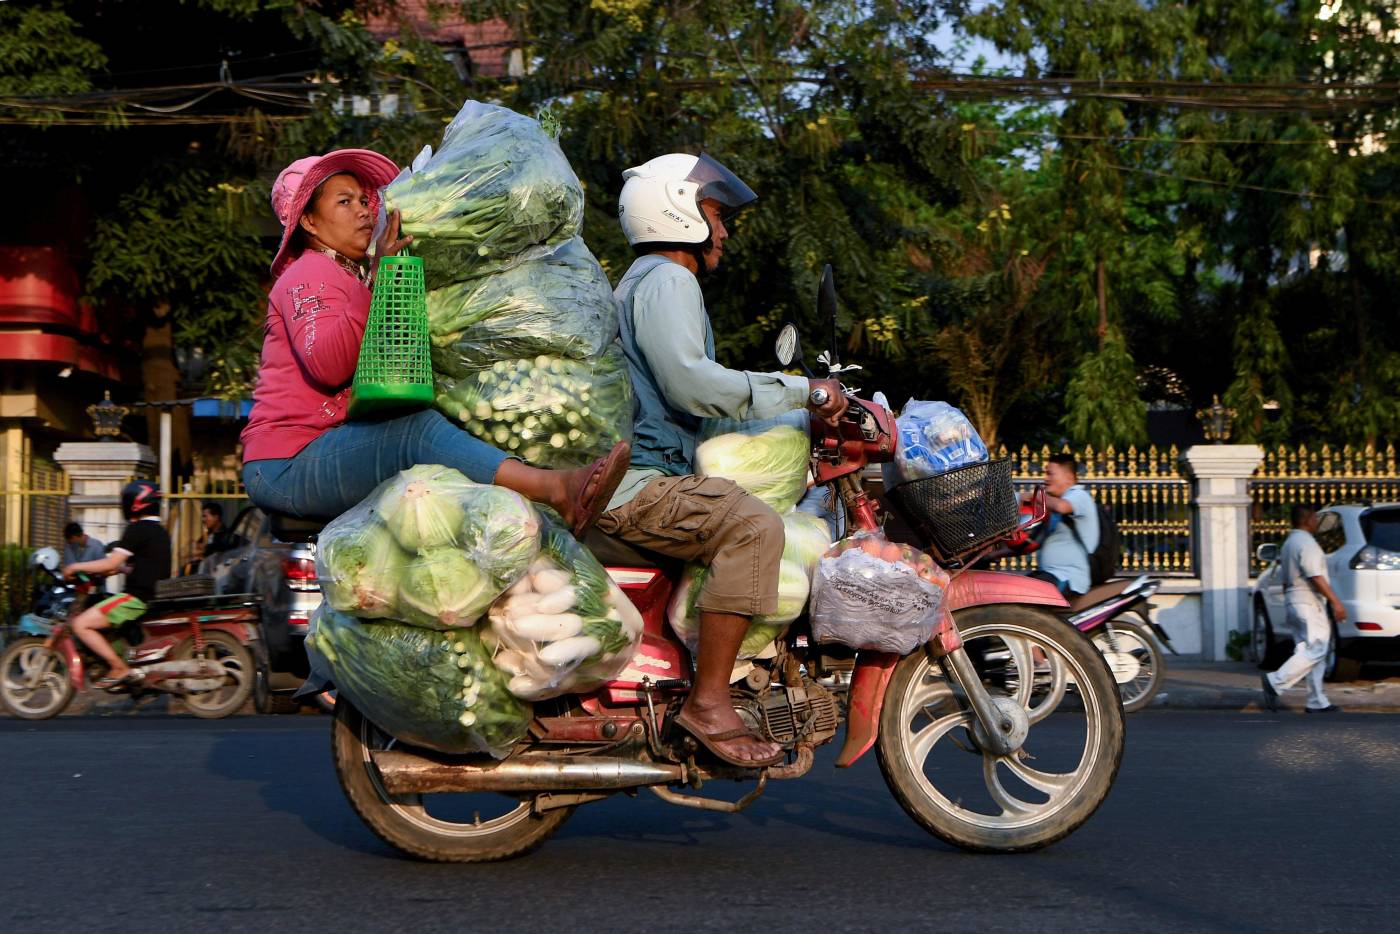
[174,631,254,719]
[332,698,573,862]
[0,637,74,720]
[877,604,1124,853]
[1092,617,1164,713]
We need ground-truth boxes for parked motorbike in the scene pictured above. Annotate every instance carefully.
[0,548,259,719]
[318,266,1124,861]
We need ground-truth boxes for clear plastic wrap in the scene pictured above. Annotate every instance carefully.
[485,516,644,700]
[427,239,618,374]
[695,410,812,512]
[434,343,634,469]
[316,465,541,629]
[382,101,584,289]
[667,510,832,658]
[883,400,988,487]
[810,531,951,654]
[306,605,531,757]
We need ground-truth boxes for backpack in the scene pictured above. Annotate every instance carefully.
[1064,498,1121,586]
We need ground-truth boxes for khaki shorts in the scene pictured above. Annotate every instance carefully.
[597,475,784,617]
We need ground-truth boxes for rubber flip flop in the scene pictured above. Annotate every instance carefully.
[672,711,784,769]
[570,440,631,538]
[95,671,144,692]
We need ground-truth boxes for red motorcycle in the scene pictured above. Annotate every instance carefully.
[325,269,1124,860]
[0,553,259,720]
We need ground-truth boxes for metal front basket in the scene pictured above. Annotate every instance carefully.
[885,459,1019,558]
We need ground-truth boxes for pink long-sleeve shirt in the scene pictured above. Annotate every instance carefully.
[241,251,369,461]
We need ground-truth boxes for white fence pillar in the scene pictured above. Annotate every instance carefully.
[1182,444,1263,661]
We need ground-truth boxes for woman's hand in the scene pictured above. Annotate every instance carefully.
[375,209,413,259]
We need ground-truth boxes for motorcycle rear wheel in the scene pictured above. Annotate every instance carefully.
[332,699,572,862]
[0,637,73,720]
[1093,617,1164,713]
[877,605,1124,853]
[175,631,254,719]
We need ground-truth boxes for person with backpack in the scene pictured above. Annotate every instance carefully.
[1027,453,1102,597]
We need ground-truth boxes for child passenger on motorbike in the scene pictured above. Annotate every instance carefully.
[600,153,847,767]
[239,149,630,536]
[62,480,171,690]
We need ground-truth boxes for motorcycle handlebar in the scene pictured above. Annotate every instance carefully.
[809,387,831,407]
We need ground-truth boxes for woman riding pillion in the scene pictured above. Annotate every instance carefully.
[239,150,629,535]
[599,153,847,767]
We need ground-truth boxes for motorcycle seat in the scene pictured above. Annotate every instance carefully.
[581,528,683,574]
[269,512,326,544]
[1065,579,1134,614]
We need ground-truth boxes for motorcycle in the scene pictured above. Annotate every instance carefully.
[321,266,1125,860]
[0,547,259,720]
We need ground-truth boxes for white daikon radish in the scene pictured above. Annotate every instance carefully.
[492,648,529,675]
[531,568,571,594]
[538,635,602,668]
[508,673,554,700]
[528,558,554,575]
[510,612,584,642]
[505,575,534,597]
[535,586,577,615]
[503,592,544,617]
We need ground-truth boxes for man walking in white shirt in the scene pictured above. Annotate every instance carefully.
[1261,505,1345,713]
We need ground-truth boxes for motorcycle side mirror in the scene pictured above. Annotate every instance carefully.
[775,324,801,367]
[817,263,838,369]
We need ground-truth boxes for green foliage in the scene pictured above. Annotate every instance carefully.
[1061,329,1147,449]
[0,1,106,122]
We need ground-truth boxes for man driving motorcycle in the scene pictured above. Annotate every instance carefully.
[599,153,847,767]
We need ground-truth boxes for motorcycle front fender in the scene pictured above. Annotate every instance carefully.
[43,631,85,693]
[834,571,1069,768]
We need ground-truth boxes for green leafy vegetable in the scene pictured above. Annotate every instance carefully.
[376,465,469,552]
[317,520,404,618]
[696,412,812,511]
[398,548,492,628]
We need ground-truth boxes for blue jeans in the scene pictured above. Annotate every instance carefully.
[242,409,509,519]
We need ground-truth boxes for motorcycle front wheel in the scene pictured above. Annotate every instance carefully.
[0,637,74,720]
[332,699,572,862]
[877,605,1124,853]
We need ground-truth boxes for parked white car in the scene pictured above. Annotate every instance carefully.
[1250,503,1400,680]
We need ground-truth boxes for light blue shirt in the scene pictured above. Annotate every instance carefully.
[1037,485,1099,595]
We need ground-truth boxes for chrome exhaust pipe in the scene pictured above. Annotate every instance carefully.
[372,750,685,795]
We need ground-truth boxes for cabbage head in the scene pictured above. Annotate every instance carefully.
[695,418,811,512]
[316,520,405,618]
[377,465,470,552]
[463,486,541,583]
[398,547,494,628]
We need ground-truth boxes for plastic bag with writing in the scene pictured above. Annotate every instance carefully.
[305,605,532,758]
[695,410,812,512]
[427,239,618,374]
[485,515,645,700]
[810,531,951,654]
[316,465,541,629]
[382,101,584,289]
[883,400,988,487]
[434,343,634,469]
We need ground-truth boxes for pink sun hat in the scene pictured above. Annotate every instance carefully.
[269,149,401,278]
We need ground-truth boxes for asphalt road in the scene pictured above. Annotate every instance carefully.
[3,711,1397,933]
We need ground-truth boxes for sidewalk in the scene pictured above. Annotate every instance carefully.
[1156,660,1400,712]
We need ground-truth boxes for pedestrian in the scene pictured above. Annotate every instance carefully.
[1261,505,1345,713]
[62,522,105,567]
[1026,453,1099,598]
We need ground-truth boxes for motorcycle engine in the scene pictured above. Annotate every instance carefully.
[734,677,841,747]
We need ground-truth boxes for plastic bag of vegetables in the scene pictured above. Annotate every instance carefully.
[382,101,584,289]
[317,465,541,629]
[434,343,634,470]
[485,516,644,700]
[668,510,832,659]
[306,606,531,758]
[427,239,617,374]
[810,531,951,654]
[695,411,812,512]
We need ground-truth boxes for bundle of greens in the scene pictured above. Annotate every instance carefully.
[668,510,832,658]
[317,465,540,629]
[383,101,584,290]
[306,606,531,757]
[434,344,633,470]
[427,239,617,375]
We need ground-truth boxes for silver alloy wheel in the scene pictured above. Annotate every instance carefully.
[1251,606,1271,664]
[0,641,72,718]
[1091,623,1156,708]
[355,710,535,837]
[894,622,1106,830]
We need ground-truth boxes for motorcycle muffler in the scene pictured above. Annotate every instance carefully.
[371,750,685,795]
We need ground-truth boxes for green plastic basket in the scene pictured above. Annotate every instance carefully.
[349,254,434,418]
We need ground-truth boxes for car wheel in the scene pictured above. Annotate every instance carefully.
[1252,603,1289,670]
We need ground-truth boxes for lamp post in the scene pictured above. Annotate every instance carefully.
[1197,395,1235,444]
[85,391,130,441]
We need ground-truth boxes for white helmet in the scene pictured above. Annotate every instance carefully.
[31,547,60,573]
[618,152,757,247]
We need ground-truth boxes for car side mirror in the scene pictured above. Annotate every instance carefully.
[1256,543,1278,565]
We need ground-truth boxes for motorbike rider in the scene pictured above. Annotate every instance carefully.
[599,152,847,767]
[61,480,172,690]
[1025,453,1098,598]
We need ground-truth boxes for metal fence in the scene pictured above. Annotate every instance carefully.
[167,475,249,575]
[0,457,71,626]
[990,444,1195,577]
[1248,444,1400,574]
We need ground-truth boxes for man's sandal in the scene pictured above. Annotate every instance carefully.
[672,710,784,769]
[95,671,143,692]
[569,441,631,538]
